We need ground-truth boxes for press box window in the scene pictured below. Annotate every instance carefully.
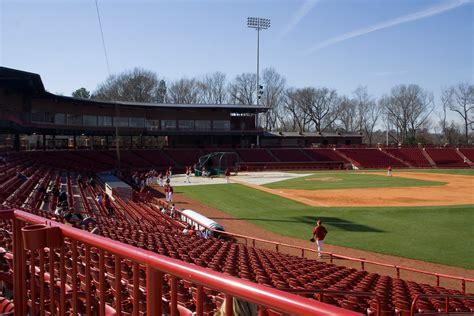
[178,120,194,130]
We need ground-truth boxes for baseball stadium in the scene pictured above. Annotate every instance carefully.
[0,65,472,316]
[1,1,473,315]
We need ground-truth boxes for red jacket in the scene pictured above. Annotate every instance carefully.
[313,225,328,240]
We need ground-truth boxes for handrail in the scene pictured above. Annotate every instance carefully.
[155,198,474,293]
[409,293,474,316]
[6,208,360,316]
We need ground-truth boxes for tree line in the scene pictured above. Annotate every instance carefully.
[72,68,473,145]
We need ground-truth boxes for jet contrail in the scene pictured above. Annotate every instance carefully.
[302,0,471,54]
[280,0,321,39]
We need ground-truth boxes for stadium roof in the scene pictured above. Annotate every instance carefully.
[0,67,268,113]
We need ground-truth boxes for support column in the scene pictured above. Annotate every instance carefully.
[73,135,77,150]
[42,134,46,151]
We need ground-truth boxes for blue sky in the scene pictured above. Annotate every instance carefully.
[1,0,472,106]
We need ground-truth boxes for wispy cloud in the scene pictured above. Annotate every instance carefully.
[302,0,471,55]
[371,70,409,77]
[279,0,321,39]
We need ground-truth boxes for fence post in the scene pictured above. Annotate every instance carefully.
[12,218,26,316]
[396,267,400,279]
[225,294,234,316]
[462,279,466,294]
[146,266,163,316]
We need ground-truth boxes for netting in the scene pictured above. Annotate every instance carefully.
[195,152,240,176]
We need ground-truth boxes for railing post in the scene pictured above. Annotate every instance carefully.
[361,260,365,271]
[146,265,163,316]
[252,239,255,247]
[196,284,204,316]
[275,244,279,253]
[330,253,333,264]
[225,294,234,316]
[462,279,466,294]
[12,218,26,316]
[396,266,400,279]
[170,275,178,316]
[301,248,304,258]
[436,274,440,286]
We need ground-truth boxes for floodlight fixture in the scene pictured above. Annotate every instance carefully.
[247,17,271,30]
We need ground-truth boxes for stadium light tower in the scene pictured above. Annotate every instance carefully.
[247,17,271,106]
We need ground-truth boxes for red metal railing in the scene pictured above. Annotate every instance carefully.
[155,198,474,293]
[409,294,474,316]
[3,208,360,316]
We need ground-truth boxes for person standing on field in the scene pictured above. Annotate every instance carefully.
[387,166,392,177]
[312,220,328,258]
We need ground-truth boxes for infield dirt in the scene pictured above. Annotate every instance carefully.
[238,172,474,207]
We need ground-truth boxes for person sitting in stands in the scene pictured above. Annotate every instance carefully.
[95,193,102,205]
[38,185,46,195]
[52,186,60,197]
[170,203,176,218]
[182,224,192,235]
[16,172,28,181]
[90,227,100,235]
[58,190,68,204]
[79,216,96,227]
[77,174,83,185]
[89,176,96,188]
[103,195,113,215]
[160,207,167,215]
[197,227,209,239]
[63,208,84,224]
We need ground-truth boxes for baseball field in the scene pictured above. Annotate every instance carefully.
[172,169,474,270]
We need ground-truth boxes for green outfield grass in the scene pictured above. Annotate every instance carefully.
[264,172,446,190]
[177,183,474,269]
[398,169,474,176]
[289,169,474,176]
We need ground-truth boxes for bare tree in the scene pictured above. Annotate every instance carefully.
[443,83,474,144]
[383,84,434,144]
[228,73,256,105]
[337,96,358,132]
[94,68,163,103]
[167,78,202,104]
[281,88,312,132]
[354,86,380,145]
[297,87,340,132]
[260,68,286,130]
[199,72,227,104]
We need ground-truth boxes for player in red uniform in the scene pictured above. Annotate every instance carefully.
[311,220,328,258]
[185,166,191,183]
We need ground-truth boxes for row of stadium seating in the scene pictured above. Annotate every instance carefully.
[2,147,470,172]
[0,158,472,315]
